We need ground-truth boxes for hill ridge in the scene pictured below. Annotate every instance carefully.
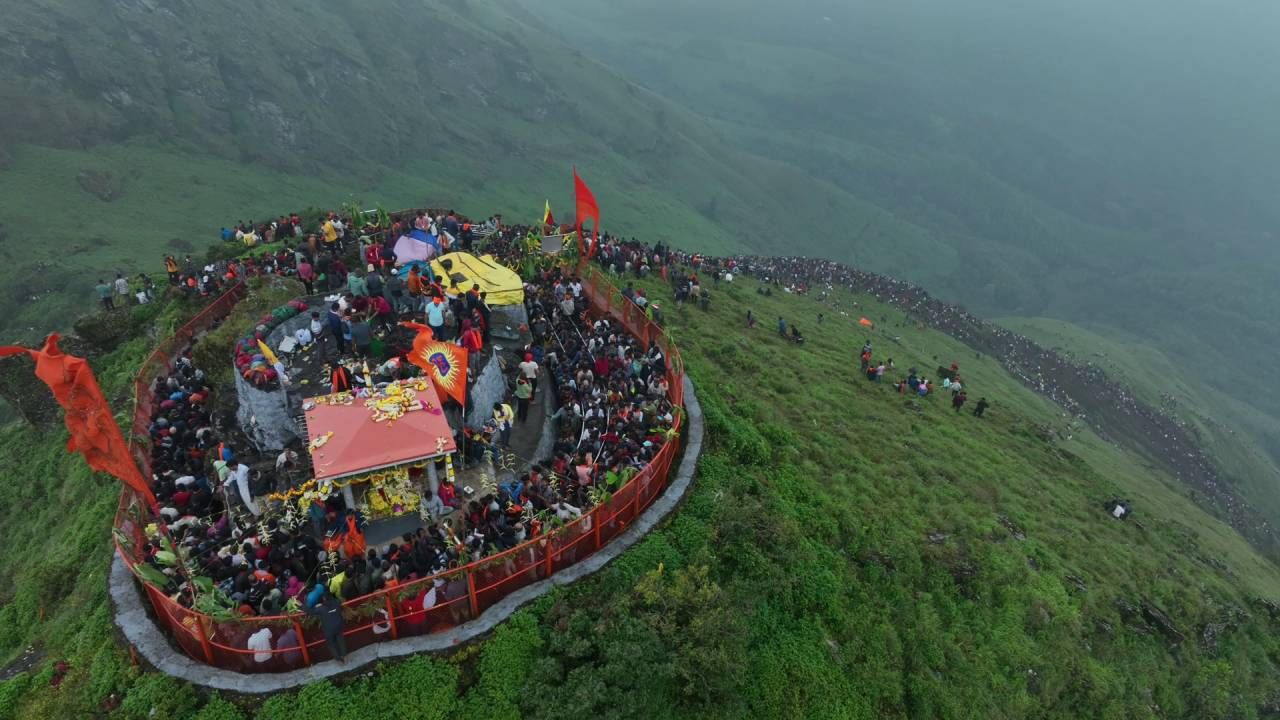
[639,250,1277,558]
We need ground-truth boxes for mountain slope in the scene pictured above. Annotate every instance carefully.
[0,0,942,342]
[6,1,1280,521]
[514,0,1280,531]
[1,265,1279,718]
[1000,317,1280,536]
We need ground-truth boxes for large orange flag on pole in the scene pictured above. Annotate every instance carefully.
[573,167,600,258]
[401,322,469,406]
[0,334,157,506]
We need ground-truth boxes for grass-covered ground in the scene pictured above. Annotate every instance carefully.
[0,142,425,344]
[0,272,1278,719]
[1000,317,1280,548]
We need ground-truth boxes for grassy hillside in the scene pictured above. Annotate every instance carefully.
[8,0,1280,537]
[1000,317,1280,550]
[0,0,942,343]
[515,0,1280,506]
[1,270,1278,719]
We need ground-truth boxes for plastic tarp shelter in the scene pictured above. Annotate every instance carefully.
[429,252,525,306]
[391,229,440,266]
[304,379,457,482]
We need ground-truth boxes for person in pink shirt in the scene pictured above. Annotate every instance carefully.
[371,294,394,331]
[297,259,316,294]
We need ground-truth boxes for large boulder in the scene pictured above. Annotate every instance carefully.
[76,169,123,202]
[72,310,134,355]
[0,353,58,428]
[0,334,95,428]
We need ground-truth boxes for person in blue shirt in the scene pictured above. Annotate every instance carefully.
[326,303,346,354]
[426,296,446,339]
[500,477,524,504]
[305,581,326,609]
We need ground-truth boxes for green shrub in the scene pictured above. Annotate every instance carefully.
[114,673,199,720]
[458,611,542,720]
[193,695,246,720]
[0,673,30,720]
[349,656,457,719]
[87,644,128,708]
[255,681,352,720]
[191,276,301,389]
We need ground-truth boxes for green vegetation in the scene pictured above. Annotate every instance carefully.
[0,0,887,341]
[1,274,1278,718]
[1000,317,1280,528]
[517,0,1280,525]
[4,0,1280,714]
[4,0,1280,526]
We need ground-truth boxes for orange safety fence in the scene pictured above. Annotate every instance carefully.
[114,262,687,672]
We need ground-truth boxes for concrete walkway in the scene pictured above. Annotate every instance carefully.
[109,376,703,693]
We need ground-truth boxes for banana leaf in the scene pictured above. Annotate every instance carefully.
[134,563,171,588]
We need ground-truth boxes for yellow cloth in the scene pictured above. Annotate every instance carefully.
[322,220,338,243]
[328,571,347,599]
[429,252,525,305]
[257,340,279,367]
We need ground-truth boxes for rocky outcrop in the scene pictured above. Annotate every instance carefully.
[71,309,134,355]
[76,169,123,201]
[1141,601,1186,645]
[466,348,505,428]
[0,332,96,428]
[233,370,299,452]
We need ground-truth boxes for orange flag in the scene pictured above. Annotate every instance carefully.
[0,334,157,506]
[859,317,874,328]
[401,322,469,405]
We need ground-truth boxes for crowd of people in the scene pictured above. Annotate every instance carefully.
[132,210,681,666]
[94,272,157,310]
[597,240,1000,419]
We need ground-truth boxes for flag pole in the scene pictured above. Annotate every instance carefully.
[461,363,469,468]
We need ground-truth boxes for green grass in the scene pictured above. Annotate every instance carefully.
[2,0,1279,715]
[511,0,1280,514]
[1001,316,1280,544]
[0,272,1278,718]
[0,141,427,343]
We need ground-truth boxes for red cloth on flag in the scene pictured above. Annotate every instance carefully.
[0,334,157,506]
[573,167,600,257]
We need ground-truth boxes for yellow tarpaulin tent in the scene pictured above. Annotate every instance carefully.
[430,252,525,306]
